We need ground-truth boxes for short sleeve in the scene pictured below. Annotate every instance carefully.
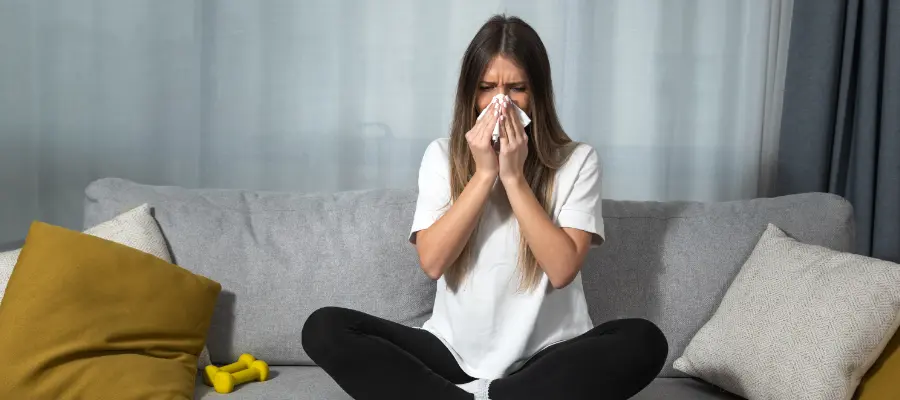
[557,147,605,247]
[409,139,451,244]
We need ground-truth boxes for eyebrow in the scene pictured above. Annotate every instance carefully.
[479,81,527,86]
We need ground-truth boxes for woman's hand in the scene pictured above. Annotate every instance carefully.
[498,98,528,185]
[466,98,501,179]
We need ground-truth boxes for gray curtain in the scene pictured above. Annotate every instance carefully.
[777,0,899,262]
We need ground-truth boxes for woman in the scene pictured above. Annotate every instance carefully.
[302,15,667,400]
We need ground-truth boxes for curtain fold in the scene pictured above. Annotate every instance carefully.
[777,0,899,262]
[1,0,788,245]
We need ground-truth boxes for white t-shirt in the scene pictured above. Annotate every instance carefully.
[409,138,605,379]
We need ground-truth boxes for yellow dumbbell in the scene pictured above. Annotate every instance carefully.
[213,360,269,394]
[202,353,256,386]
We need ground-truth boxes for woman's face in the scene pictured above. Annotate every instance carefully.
[476,55,530,115]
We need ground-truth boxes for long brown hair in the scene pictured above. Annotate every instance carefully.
[445,15,576,292]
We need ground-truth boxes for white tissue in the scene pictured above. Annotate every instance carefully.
[476,94,531,143]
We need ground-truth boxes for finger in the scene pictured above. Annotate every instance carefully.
[487,97,503,121]
[474,119,491,147]
[486,119,500,146]
[503,109,518,144]
[473,99,496,133]
[480,104,500,140]
[507,101,524,135]
[499,98,512,135]
[499,136,509,154]
[491,116,504,151]
[471,105,492,143]
[472,114,487,135]
[500,97,513,132]
[514,112,526,144]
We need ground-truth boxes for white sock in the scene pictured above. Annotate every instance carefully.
[456,379,481,394]
[473,379,492,400]
[457,379,492,399]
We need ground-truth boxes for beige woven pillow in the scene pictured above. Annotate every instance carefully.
[674,223,900,400]
[0,204,212,370]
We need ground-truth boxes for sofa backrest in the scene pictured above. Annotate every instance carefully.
[84,178,854,376]
[84,178,431,366]
[582,195,853,376]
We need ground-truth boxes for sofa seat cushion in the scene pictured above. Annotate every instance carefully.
[633,378,743,400]
[194,366,741,400]
[194,368,741,400]
[194,366,351,400]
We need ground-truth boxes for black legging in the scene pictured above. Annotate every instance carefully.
[301,306,668,400]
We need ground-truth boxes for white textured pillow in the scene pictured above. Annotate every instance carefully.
[0,204,212,369]
[674,223,900,400]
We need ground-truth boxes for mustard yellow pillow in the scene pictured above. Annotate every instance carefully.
[0,221,221,400]
[856,330,900,400]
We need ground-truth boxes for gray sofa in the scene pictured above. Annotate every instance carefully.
[82,178,854,400]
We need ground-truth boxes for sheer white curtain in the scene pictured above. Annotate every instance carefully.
[0,0,792,244]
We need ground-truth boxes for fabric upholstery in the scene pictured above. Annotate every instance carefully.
[674,223,900,399]
[0,222,220,400]
[580,193,855,376]
[0,204,214,369]
[1,204,169,304]
[632,378,742,400]
[84,178,435,365]
[193,367,741,400]
[84,178,855,379]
